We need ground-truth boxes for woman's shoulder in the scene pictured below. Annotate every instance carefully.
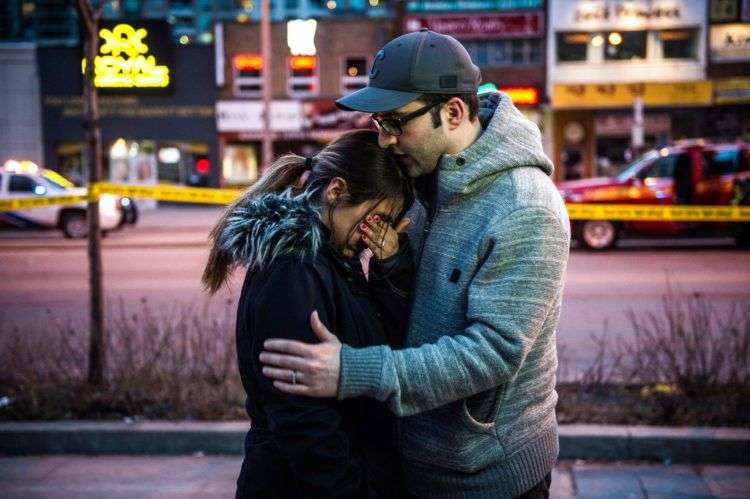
[244,251,336,300]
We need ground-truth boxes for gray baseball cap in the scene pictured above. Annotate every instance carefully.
[336,29,481,113]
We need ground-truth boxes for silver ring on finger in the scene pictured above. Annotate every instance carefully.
[291,370,297,385]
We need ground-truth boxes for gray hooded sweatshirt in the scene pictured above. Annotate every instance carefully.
[338,92,571,498]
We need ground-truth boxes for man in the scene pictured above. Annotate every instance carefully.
[260,29,570,498]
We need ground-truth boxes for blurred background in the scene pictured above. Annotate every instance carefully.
[0,0,748,426]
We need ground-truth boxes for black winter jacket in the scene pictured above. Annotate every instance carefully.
[219,194,413,499]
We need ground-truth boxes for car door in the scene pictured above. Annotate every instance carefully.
[3,174,58,228]
[628,153,685,234]
[697,147,744,233]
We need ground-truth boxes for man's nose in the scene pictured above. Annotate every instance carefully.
[378,128,397,149]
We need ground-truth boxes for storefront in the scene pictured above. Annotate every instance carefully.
[215,19,387,186]
[404,8,547,133]
[38,21,218,189]
[548,0,710,180]
[708,0,750,142]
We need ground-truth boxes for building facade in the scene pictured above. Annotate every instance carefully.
[37,21,219,188]
[707,0,750,142]
[215,18,390,186]
[548,0,711,180]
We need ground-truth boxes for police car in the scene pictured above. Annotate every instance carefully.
[0,160,136,238]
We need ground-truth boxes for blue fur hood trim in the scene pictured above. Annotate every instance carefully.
[216,193,323,272]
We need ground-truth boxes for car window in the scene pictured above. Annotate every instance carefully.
[703,149,739,177]
[9,175,37,193]
[640,153,688,179]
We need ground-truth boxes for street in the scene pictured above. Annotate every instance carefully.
[1,207,749,378]
[1,455,748,499]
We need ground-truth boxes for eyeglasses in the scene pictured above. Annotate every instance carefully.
[372,101,440,137]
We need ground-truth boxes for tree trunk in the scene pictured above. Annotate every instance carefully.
[77,0,105,387]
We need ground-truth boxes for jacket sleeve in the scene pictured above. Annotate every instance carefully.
[337,207,569,417]
[247,259,374,498]
[367,234,414,348]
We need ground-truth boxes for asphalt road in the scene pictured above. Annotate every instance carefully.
[1,212,749,379]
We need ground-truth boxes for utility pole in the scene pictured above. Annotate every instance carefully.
[391,0,405,39]
[261,0,273,172]
[76,0,106,387]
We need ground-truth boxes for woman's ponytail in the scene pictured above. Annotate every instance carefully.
[202,154,310,293]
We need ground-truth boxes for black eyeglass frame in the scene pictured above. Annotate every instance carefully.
[372,101,441,137]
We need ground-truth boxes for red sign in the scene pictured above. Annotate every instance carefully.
[233,54,263,71]
[501,86,540,107]
[405,12,544,40]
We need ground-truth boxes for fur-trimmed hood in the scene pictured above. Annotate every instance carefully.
[215,193,323,272]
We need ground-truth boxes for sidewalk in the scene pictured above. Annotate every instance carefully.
[1,456,748,498]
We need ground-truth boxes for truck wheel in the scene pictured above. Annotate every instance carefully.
[61,211,88,239]
[577,220,619,251]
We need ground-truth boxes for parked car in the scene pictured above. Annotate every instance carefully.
[0,160,137,238]
[557,142,750,250]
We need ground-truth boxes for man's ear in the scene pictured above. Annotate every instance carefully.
[444,97,468,130]
[324,177,348,205]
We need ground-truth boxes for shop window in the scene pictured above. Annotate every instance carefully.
[463,39,541,67]
[288,55,319,98]
[661,29,697,59]
[233,54,263,98]
[223,143,259,185]
[557,32,589,62]
[340,56,368,95]
[511,39,525,64]
[605,31,646,61]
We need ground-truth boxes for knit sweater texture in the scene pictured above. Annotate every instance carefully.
[338,91,571,498]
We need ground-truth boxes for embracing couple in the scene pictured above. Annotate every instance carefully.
[203,29,570,499]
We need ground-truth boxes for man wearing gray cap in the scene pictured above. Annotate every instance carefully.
[261,29,570,498]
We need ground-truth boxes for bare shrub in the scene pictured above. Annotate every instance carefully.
[556,287,750,426]
[0,298,245,421]
[620,289,750,396]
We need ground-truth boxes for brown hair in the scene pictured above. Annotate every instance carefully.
[202,130,413,293]
[419,93,479,128]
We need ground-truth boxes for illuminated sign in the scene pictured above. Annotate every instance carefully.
[289,55,317,71]
[233,54,263,71]
[405,12,544,40]
[287,19,317,56]
[82,22,171,89]
[552,81,713,108]
[501,86,540,106]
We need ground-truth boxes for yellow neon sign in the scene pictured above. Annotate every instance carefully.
[81,23,170,88]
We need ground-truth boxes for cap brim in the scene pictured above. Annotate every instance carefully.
[335,86,422,113]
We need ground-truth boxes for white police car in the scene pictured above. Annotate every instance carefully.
[0,160,136,238]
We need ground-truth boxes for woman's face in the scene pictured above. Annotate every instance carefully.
[329,197,404,258]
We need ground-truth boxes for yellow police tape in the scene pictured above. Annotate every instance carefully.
[2,182,750,222]
[0,194,89,212]
[565,203,750,222]
[89,182,241,205]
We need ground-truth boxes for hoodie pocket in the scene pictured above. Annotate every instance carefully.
[399,391,505,473]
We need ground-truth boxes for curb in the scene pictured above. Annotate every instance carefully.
[1,422,748,464]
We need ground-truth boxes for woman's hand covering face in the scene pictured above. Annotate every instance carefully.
[358,215,410,259]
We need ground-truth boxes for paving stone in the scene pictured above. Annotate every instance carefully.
[550,466,576,499]
[700,465,750,498]
[573,463,646,499]
[635,464,712,496]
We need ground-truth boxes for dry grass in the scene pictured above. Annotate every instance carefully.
[557,288,750,426]
[2,288,748,426]
[0,298,245,420]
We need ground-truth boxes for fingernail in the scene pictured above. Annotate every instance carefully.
[373,215,380,221]
[366,216,372,222]
[360,223,367,230]
[362,235,368,241]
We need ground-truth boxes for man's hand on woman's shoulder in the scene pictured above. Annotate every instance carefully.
[260,311,342,397]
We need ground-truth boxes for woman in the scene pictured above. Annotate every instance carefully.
[202,130,414,498]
